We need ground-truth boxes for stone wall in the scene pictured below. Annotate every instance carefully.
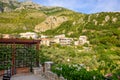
[33,66,43,75]
[33,61,66,80]
[44,61,66,80]
[45,71,65,80]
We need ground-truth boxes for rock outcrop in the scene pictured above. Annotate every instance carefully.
[20,1,42,10]
[34,16,68,32]
[0,0,42,12]
[4,7,12,12]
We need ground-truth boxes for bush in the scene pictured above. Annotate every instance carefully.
[52,64,105,80]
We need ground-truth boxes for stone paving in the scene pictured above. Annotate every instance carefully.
[0,73,47,80]
[0,77,2,80]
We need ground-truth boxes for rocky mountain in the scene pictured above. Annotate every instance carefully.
[34,16,68,32]
[0,0,42,12]
[0,0,120,46]
[0,0,73,33]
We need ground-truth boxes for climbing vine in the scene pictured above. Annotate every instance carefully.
[0,45,12,70]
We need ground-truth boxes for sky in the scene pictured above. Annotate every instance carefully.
[25,0,120,14]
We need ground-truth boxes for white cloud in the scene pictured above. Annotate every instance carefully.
[35,0,120,13]
[89,0,120,13]
[46,0,80,8]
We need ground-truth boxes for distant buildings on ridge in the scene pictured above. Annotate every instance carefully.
[0,32,89,46]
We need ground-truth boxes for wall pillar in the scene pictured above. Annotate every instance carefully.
[44,61,53,72]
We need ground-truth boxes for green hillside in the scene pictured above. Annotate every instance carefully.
[0,9,46,33]
[43,12,120,46]
[0,0,75,33]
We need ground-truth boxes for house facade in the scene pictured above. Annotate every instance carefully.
[41,35,48,38]
[59,38,73,45]
[74,41,79,46]
[79,36,89,45]
[2,34,12,39]
[54,34,65,38]
[19,32,38,39]
[41,38,50,46]
[74,36,89,46]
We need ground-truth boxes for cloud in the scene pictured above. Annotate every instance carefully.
[43,0,80,8]
[89,0,120,13]
[32,0,120,13]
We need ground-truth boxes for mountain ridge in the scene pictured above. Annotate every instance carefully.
[0,0,120,47]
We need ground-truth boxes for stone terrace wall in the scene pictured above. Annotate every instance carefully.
[45,71,65,80]
[44,62,66,80]
[33,61,66,80]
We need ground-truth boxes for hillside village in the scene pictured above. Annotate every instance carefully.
[0,32,89,46]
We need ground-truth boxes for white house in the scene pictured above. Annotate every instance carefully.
[74,36,89,46]
[53,34,73,45]
[74,41,79,46]
[59,38,73,45]
[41,35,48,38]
[54,34,65,38]
[79,36,88,45]
[19,32,38,39]
[41,38,50,46]
[2,34,12,39]
[53,38,60,44]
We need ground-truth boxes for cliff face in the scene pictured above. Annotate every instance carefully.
[0,0,16,12]
[0,0,41,12]
[0,0,10,3]
[34,16,68,32]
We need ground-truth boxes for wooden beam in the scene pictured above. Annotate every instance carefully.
[0,39,41,44]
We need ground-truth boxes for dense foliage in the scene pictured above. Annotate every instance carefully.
[44,12,120,47]
[0,45,12,70]
[0,45,37,70]
[52,64,120,80]
[39,45,120,79]
[52,64,105,80]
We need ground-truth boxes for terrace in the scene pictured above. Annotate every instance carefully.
[0,39,40,79]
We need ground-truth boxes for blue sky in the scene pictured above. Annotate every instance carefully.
[25,0,120,14]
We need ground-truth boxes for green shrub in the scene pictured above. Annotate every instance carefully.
[52,64,105,80]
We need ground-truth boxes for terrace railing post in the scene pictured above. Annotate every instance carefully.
[36,42,40,67]
[12,43,15,75]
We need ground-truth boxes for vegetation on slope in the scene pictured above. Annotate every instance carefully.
[39,44,120,79]
[43,12,120,47]
[0,9,46,33]
[39,45,120,68]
